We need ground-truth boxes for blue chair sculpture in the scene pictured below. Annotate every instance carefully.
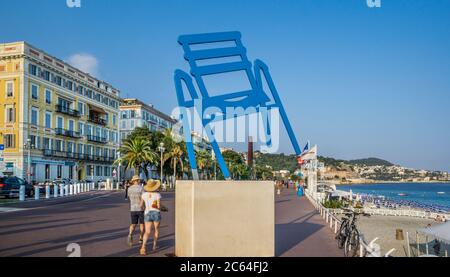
[174,31,301,180]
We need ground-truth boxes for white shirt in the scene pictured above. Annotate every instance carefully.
[141,192,161,214]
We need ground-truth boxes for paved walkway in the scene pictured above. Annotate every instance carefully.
[276,189,343,257]
[0,188,342,257]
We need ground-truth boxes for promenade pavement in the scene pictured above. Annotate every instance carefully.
[0,188,342,257]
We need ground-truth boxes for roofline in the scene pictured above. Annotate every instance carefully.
[1,41,120,93]
[120,98,177,123]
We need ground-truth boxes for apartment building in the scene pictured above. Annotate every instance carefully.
[119,98,176,140]
[0,42,120,183]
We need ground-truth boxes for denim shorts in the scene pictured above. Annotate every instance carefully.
[145,211,161,222]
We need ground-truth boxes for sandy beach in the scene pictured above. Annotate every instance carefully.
[355,215,449,257]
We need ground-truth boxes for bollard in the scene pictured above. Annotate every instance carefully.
[54,185,58,198]
[65,185,69,196]
[81,183,84,193]
[46,184,51,199]
[60,184,64,196]
[334,221,338,234]
[19,185,26,201]
[73,184,78,195]
[35,186,40,200]
[69,184,73,195]
[76,183,80,194]
[85,183,88,192]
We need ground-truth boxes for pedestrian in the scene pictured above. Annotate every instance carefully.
[140,179,162,255]
[126,176,145,247]
[124,180,131,200]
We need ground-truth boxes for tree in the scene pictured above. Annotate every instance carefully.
[117,137,158,176]
[196,150,213,180]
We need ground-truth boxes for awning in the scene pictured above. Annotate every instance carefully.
[88,104,107,114]
[417,221,450,244]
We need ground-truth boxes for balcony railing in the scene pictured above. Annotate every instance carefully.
[42,149,115,163]
[55,128,82,139]
[55,105,80,117]
[87,135,107,144]
[88,115,107,126]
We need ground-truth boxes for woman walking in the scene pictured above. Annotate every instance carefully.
[140,179,162,255]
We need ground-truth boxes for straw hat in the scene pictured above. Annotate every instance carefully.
[130,175,140,184]
[144,179,161,192]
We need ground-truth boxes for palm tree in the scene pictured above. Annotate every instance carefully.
[196,150,213,180]
[117,137,158,175]
[165,143,184,182]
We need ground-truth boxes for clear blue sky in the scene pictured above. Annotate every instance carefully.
[2,0,450,171]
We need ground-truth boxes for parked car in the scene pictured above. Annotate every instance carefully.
[0,177,35,198]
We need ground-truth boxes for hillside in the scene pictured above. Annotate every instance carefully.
[348,157,394,167]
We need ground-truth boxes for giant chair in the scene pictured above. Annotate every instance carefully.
[174,31,301,180]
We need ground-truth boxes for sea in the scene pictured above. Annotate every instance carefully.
[338,183,450,212]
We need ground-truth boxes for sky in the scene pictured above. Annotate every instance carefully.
[1,0,450,171]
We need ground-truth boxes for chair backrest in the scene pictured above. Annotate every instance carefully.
[178,31,270,108]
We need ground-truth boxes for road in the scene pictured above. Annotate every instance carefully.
[0,189,342,257]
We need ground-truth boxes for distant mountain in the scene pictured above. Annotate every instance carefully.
[347,157,394,167]
[254,152,394,173]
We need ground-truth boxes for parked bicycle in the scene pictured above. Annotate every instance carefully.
[335,209,370,257]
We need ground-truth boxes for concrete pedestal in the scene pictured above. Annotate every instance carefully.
[175,181,274,257]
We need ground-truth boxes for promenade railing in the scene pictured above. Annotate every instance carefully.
[304,189,396,257]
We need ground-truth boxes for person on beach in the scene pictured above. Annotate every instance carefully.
[126,176,145,247]
[140,179,162,255]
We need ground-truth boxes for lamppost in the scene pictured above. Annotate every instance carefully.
[24,138,33,184]
[158,142,165,185]
[117,150,121,186]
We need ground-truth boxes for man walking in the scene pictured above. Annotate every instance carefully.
[127,175,145,246]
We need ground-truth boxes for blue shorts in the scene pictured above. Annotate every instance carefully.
[145,211,161,222]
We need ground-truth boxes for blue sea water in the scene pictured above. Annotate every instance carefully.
[338,183,450,212]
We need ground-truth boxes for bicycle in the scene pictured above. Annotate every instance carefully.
[335,209,370,257]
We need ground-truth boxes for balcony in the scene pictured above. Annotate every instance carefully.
[55,128,82,139]
[43,149,115,163]
[87,135,107,144]
[55,105,80,117]
[88,116,107,126]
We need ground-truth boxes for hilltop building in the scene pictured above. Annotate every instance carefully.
[0,42,121,182]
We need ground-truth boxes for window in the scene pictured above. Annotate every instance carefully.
[43,138,51,150]
[57,165,62,179]
[130,120,135,129]
[55,76,62,86]
[29,64,37,76]
[45,89,51,104]
[55,140,62,152]
[45,112,52,128]
[5,106,15,123]
[42,70,50,81]
[69,166,73,180]
[121,121,126,130]
[78,102,84,115]
[130,110,135,118]
[45,164,50,180]
[67,142,74,153]
[29,135,36,148]
[112,114,117,126]
[68,120,74,131]
[31,108,39,125]
[57,117,63,129]
[4,134,15,148]
[31,84,38,100]
[78,122,85,135]
[6,81,14,97]
[67,80,73,91]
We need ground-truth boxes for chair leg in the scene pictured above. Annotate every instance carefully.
[203,122,231,179]
[181,108,199,180]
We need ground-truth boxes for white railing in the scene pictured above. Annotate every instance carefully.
[360,207,450,220]
[304,189,396,257]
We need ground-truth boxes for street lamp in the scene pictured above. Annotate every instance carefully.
[24,138,33,184]
[158,142,165,185]
[116,150,121,184]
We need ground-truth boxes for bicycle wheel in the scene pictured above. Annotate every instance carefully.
[344,228,360,257]
[336,220,348,249]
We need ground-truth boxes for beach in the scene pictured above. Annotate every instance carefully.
[355,215,449,257]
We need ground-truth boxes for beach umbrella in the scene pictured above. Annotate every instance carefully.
[349,189,353,201]
[417,221,450,244]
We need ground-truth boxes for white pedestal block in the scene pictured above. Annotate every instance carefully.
[175,181,274,257]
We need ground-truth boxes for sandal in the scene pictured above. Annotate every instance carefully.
[140,247,147,256]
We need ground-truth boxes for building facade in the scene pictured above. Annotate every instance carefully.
[119,98,176,140]
[0,42,121,183]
